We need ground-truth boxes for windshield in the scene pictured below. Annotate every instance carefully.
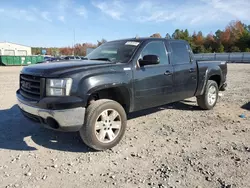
[86,40,140,63]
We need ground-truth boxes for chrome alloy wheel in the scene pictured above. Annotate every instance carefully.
[207,85,217,106]
[95,109,121,143]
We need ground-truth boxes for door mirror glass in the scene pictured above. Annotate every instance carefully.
[139,55,160,66]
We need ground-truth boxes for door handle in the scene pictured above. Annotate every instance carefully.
[164,71,172,76]
[189,68,195,73]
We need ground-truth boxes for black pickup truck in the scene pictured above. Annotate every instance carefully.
[16,38,227,150]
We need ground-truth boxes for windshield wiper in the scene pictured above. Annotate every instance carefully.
[89,58,112,62]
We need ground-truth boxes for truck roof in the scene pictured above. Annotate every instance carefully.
[108,37,187,43]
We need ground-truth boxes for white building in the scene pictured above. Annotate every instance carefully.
[0,42,32,56]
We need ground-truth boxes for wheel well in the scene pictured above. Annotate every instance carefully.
[87,87,130,113]
[209,75,221,87]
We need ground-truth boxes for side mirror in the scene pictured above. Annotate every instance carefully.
[139,55,160,66]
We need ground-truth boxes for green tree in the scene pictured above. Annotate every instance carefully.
[217,44,225,52]
[172,29,181,39]
[215,30,222,41]
[192,45,206,53]
[236,26,250,51]
[205,46,213,53]
[230,46,241,52]
[172,29,190,41]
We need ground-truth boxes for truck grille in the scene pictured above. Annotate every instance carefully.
[20,74,41,101]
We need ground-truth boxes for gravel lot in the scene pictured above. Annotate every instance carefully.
[0,64,250,188]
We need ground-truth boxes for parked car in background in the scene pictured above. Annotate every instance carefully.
[36,56,86,64]
[64,56,82,60]
[36,56,63,64]
[44,56,52,61]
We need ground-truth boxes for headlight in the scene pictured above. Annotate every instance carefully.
[46,78,73,96]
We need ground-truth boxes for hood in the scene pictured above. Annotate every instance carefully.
[21,60,117,77]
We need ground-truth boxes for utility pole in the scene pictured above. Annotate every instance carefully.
[73,29,75,56]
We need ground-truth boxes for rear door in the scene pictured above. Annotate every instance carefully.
[132,40,174,111]
[168,41,197,100]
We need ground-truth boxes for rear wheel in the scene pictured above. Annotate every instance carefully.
[197,80,219,110]
[79,99,127,151]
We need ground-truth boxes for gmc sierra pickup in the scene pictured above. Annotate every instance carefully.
[16,38,227,151]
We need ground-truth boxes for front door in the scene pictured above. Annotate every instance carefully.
[132,40,174,111]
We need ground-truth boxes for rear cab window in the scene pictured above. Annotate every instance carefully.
[169,41,191,64]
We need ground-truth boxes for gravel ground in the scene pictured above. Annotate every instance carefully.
[0,64,250,188]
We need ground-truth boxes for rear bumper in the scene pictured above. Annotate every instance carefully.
[17,96,85,132]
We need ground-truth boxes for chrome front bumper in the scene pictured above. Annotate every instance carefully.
[17,98,85,132]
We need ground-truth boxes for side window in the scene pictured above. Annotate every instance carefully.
[170,42,190,64]
[139,41,169,64]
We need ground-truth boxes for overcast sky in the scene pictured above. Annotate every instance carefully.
[0,0,250,47]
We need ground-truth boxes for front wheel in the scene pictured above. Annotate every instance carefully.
[197,80,219,110]
[79,99,127,151]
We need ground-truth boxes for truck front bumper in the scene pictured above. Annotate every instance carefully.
[17,97,86,132]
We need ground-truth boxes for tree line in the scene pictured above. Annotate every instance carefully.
[31,39,107,56]
[32,20,250,56]
[151,20,250,53]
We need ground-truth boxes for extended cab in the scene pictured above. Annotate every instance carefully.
[16,38,227,150]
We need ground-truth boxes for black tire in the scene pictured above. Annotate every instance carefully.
[79,99,127,151]
[196,80,219,110]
